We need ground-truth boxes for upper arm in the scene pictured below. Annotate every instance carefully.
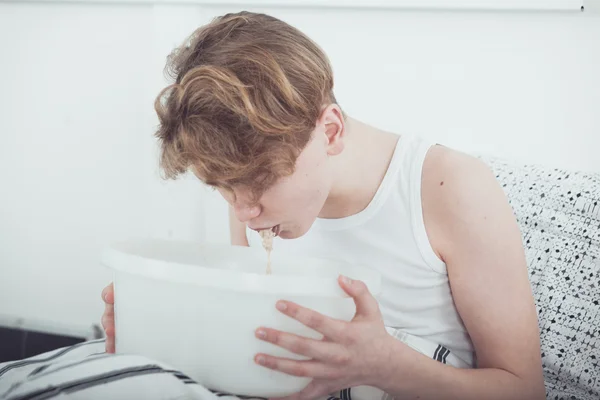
[229,206,249,247]
[422,146,544,385]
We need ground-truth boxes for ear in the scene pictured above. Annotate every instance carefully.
[316,104,345,156]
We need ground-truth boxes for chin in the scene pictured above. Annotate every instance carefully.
[278,223,312,240]
[278,230,298,240]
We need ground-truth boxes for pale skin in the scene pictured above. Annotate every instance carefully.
[102,105,546,399]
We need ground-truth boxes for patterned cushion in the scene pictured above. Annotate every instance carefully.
[484,157,600,400]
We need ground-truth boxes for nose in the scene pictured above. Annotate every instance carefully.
[234,202,261,223]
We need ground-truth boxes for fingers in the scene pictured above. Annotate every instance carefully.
[101,304,114,334]
[255,328,349,364]
[101,283,114,305]
[102,302,115,354]
[275,301,345,341]
[105,334,115,354]
[254,355,339,380]
[337,276,380,319]
[101,283,115,353]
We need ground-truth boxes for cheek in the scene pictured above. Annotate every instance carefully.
[275,184,320,220]
[300,176,329,217]
[273,153,331,217]
[312,166,331,200]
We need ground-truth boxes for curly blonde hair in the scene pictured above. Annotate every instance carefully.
[154,11,338,199]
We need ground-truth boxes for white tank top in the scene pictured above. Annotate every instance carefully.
[247,134,475,366]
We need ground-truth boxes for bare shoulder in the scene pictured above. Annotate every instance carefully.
[422,144,495,194]
[421,145,513,261]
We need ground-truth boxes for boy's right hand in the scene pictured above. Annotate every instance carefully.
[101,283,115,353]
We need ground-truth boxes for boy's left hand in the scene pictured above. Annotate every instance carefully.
[254,275,394,400]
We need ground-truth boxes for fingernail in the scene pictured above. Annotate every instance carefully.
[276,301,287,311]
[256,329,267,339]
[256,355,266,365]
[342,275,353,285]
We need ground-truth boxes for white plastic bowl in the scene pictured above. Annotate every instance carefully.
[102,239,382,398]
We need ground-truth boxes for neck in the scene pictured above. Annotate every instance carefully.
[318,116,399,219]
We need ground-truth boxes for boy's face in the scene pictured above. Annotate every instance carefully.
[220,106,344,239]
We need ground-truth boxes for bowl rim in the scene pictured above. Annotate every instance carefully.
[102,238,382,298]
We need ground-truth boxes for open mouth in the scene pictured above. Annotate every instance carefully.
[252,225,281,237]
[272,225,281,237]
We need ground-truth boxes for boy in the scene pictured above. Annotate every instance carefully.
[101,11,545,400]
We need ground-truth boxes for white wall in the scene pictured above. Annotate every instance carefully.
[0,2,207,335]
[0,1,599,334]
